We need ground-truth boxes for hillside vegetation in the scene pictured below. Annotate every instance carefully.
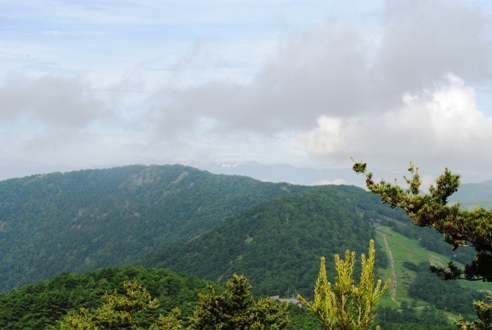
[0,266,322,330]
[0,266,212,329]
[139,185,408,297]
[449,180,492,209]
[0,165,307,292]
[1,166,490,329]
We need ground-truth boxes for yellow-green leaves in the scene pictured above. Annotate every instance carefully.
[298,240,390,330]
[51,281,181,330]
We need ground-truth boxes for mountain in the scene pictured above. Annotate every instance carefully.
[0,164,308,292]
[0,165,80,181]
[138,184,409,297]
[201,161,357,186]
[449,180,492,209]
[0,164,487,329]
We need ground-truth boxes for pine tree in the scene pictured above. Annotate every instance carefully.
[297,240,390,330]
[189,274,290,330]
[352,161,492,329]
[49,281,181,330]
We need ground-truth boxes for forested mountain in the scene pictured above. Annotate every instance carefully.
[1,165,490,329]
[450,180,492,209]
[0,165,308,292]
[138,185,407,297]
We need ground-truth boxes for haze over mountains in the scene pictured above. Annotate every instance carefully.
[5,161,490,187]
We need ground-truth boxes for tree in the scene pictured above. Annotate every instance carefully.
[455,297,492,330]
[352,161,492,329]
[297,240,390,330]
[188,274,290,330]
[50,281,182,330]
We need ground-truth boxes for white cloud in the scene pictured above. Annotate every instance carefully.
[312,178,347,186]
[149,0,492,140]
[0,73,111,127]
[0,73,119,158]
[302,116,342,155]
[2,0,492,177]
[301,74,492,174]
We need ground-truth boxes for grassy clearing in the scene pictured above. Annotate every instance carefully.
[375,225,491,310]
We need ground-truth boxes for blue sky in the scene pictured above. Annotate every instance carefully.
[1,0,492,183]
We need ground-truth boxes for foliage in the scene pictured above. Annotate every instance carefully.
[139,185,398,297]
[0,165,307,292]
[285,304,325,330]
[404,262,484,316]
[297,240,390,330]
[377,302,453,329]
[50,281,182,330]
[189,274,290,329]
[455,297,492,329]
[352,161,492,282]
[0,266,214,329]
[352,161,492,328]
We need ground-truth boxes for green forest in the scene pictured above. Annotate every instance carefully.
[0,165,307,291]
[0,164,491,329]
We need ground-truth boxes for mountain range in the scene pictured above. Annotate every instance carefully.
[0,164,491,329]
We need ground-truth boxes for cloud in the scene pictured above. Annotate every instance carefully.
[0,73,111,127]
[301,74,492,173]
[3,0,492,173]
[376,0,491,89]
[149,0,492,141]
[313,178,347,186]
[0,73,117,154]
[149,21,370,136]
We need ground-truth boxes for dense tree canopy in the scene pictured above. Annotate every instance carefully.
[139,185,399,297]
[189,274,290,330]
[50,281,182,330]
[0,165,307,292]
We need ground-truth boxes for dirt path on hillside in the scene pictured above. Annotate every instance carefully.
[382,233,398,305]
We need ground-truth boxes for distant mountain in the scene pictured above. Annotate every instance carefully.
[449,180,492,209]
[138,184,408,297]
[201,161,357,186]
[0,163,487,329]
[0,165,307,292]
[0,165,79,181]
[200,161,455,187]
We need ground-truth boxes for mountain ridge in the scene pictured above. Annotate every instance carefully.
[0,164,308,292]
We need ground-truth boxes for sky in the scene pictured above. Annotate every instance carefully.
[1,0,492,183]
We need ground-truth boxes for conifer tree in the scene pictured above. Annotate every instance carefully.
[352,161,492,329]
[297,240,390,330]
[189,274,290,330]
[49,281,182,330]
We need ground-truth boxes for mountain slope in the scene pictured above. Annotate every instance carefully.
[449,180,492,209]
[139,185,406,297]
[0,165,308,292]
